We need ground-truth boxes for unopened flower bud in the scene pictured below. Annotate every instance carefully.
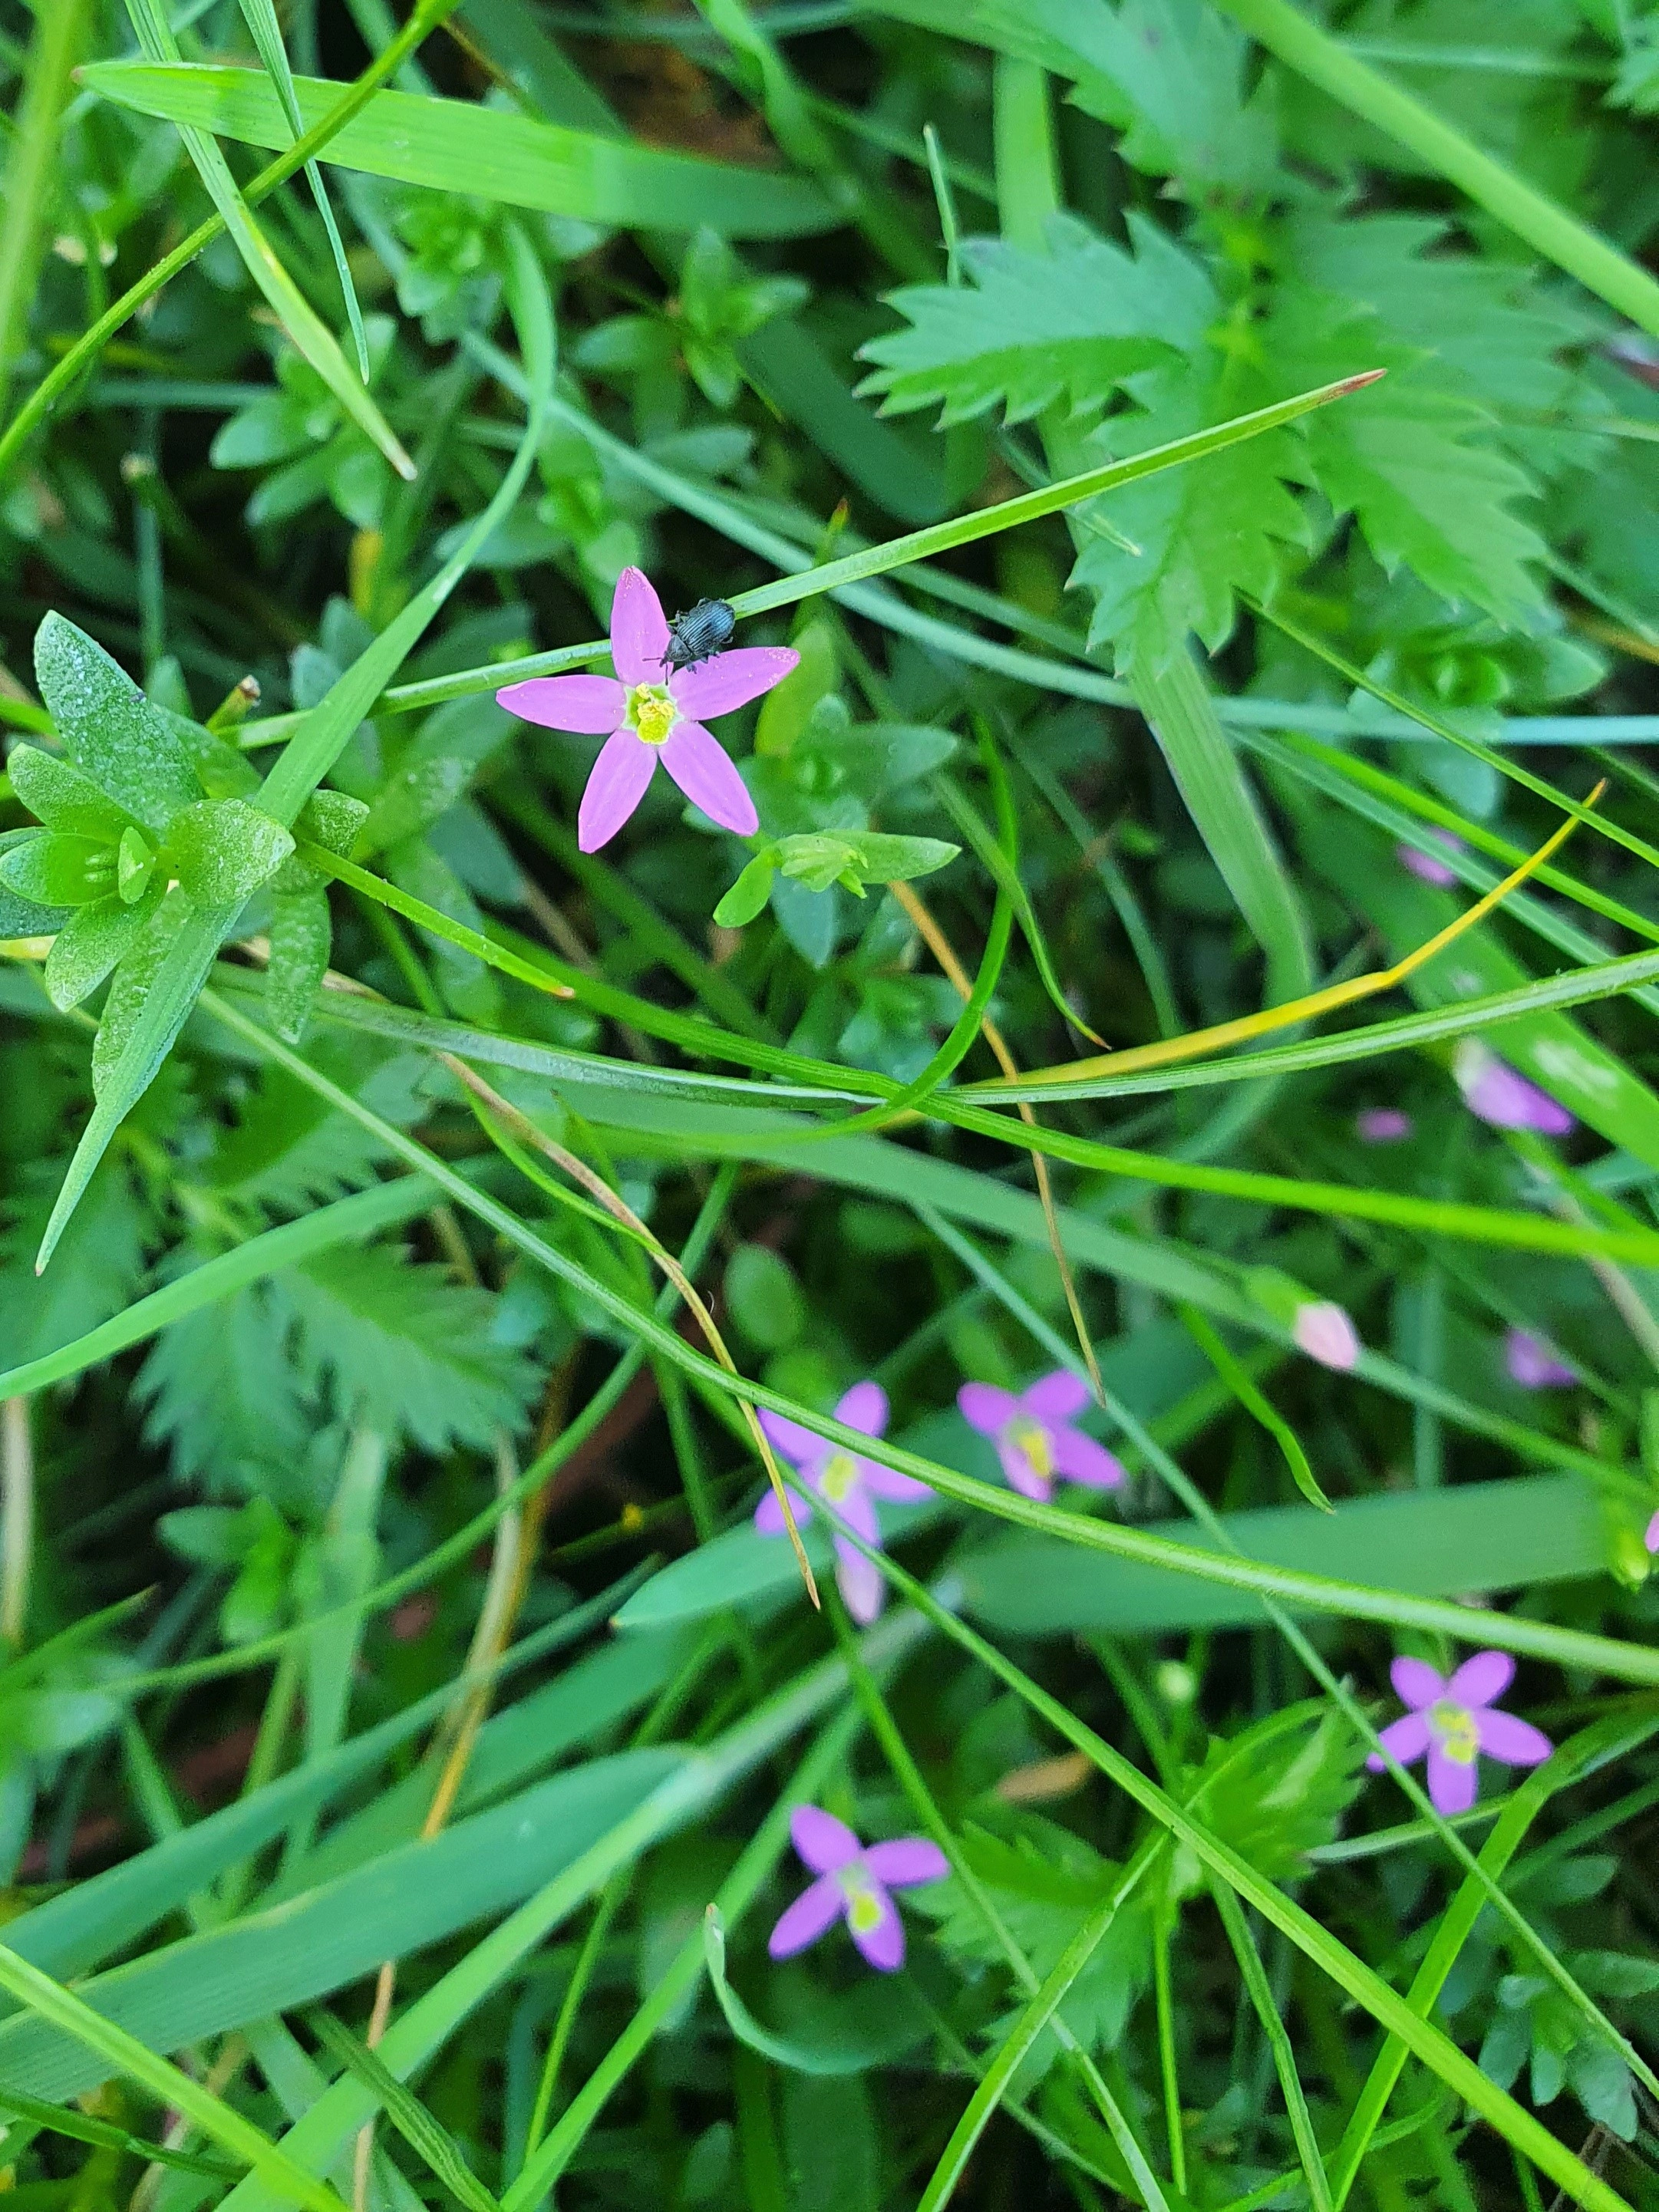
[1293,1300,1361,1372]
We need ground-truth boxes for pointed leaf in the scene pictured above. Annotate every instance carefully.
[266,885,334,1043]
[32,614,201,833]
[43,889,160,1010]
[6,744,134,840]
[0,832,114,908]
[167,798,296,906]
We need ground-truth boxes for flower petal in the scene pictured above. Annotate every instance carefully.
[864,1838,950,1890]
[1454,1041,1574,1135]
[1021,1370,1091,1424]
[958,1382,1017,1437]
[494,674,626,733]
[577,729,655,852]
[1446,1650,1514,1710]
[659,720,759,836]
[846,1881,905,1972]
[1474,1710,1553,1767]
[836,1380,889,1439]
[609,567,671,685]
[671,646,798,720]
[767,1872,846,1959]
[790,1804,862,1874]
[1292,1300,1361,1371]
[1504,1329,1575,1389]
[835,1541,886,1625]
[757,1406,821,1471]
[1390,1657,1445,1710]
[1426,1744,1479,1816]
[754,1483,813,1536]
[996,1439,1050,1501]
[1647,1509,1659,1554]
[1366,1710,1433,1771]
[1050,1426,1125,1490]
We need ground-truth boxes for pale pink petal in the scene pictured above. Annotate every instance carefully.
[790,1805,862,1873]
[836,1380,889,1439]
[577,729,655,852]
[494,674,627,733]
[1050,1427,1124,1490]
[1454,1042,1574,1135]
[659,720,758,836]
[864,1838,949,1890]
[996,1438,1050,1502]
[1447,1650,1514,1710]
[757,1406,823,1471]
[1292,1300,1361,1371]
[1396,832,1463,888]
[1357,1109,1413,1143]
[1366,1711,1433,1771]
[958,1383,1017,1438]
[671,646,798,720]
[846,1882,905,1972]
[754,1483,813,1536]
[834,1542,886,1625]
[767,1872,846,1958]
[1391,1657,1446,1709]
[861,1454,931,1504]
[1426,1745,1479,1816]
[1474,1710,1553,1767]
[833,1481,880,1549]
[1022,1370,1091,1424]
[1505,1330,1575,1389]
[609,567,671,685]
[1647,1510,1659,1554]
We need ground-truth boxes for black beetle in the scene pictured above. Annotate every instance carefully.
[661,597,737,675]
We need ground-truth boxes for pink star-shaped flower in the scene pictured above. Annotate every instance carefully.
[768,1805,948,1973]
[495,569,795,851]
[1366,1651,1552,1815]
[957,1370,1123,1502]
[754,1382,928,1625]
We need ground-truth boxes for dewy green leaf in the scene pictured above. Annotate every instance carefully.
[5,744,134,841]
[82,63,842,239]
[32,614,201,834]
[165,799,295,906]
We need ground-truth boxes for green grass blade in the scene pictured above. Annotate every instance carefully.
[1206,1881,1333,2212]
[0,2085,241,2181]
[0,0,94,401]
[1179,1304,1331,1512]
[81,62,839,239]
[0,1943,351,2212]
[236,0,372,380]
[308,2013,502,2212]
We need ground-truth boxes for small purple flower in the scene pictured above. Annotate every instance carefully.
[1356,1108,1413,1144]
[1453,1041,1574,1136]
[1292,1300,1361,1372]
[1647,1510,1658,1555]
[768,1805,948,1973]
[1397,829,1464,888]
[1366,1651,1552,1815]
[754,1382,928,1624]
[957,1371,1123,1502]
[1505,1328,1575,1390]
[496,568,795,851]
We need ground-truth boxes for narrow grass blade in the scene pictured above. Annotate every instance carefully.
[1207,1881,1332,2212]
[1179,1304,1331,1512]
[308,2013,502,2212]
[701,1908,929,2076]
[0,2085,242,2181]
[0,0,94,398]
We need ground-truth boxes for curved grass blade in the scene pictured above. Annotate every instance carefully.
[1179,1303,1330,1512]
[701,1907,930,2077]
[1206,1879,1333,2212]
[308,2013,501,2212]
[236,0,371,380]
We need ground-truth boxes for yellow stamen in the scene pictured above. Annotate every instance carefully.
[1006,1416,1053,1482]
[1431,1700,1479,1765]
[820,1451,859,1503]
[846,1887,883,1933]
[628,684,678,745]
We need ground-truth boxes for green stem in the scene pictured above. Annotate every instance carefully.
[1215,0,1659,336]
[0,0,93,400]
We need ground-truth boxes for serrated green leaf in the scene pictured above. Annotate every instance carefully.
[278,1244,538,1452]
[859,222,1176,426]
[1058,0,1280,196]
[5,743,134,840]
[0,831,115,908]
[32,613,202,834]
[166,797,295,905]
[0,1159,147,1367]
[136,1283,315,1495]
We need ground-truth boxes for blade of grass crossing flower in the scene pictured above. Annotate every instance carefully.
[34,229,551,1272]
[840,1552,1641,2212]
[1206,1881,1333,2212]
[0,0,463,492]
[1178,1304,1331,1512]
[119,0,412,478]
[1329,1708,1659,2209]
[1214,0,1659,337]
[236,0,372,380]
[308,2013,501,2212]
[0,1945,350,2212]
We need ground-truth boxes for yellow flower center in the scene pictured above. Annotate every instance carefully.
[820,1452,859,1504]
[845,1884,883,1933]
[1006,1416,1053,1482]
[628,683,678,746]
[1431,1700,1479,1765]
